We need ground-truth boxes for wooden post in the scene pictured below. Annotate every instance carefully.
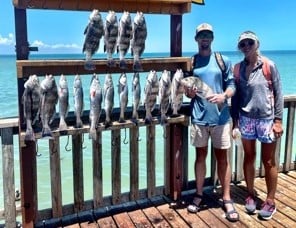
[1,127,16,227]
[93,131,103,208]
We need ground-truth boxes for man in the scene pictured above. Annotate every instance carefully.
[185,23,239,222]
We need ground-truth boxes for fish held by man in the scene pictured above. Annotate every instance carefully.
[104,10,118,67]
[158,70,172,125]
[82,9,104,71]
[143,70,159,124]
[103,73,114,128]
[131,72,141,124]
[118,72,129,123]
[180,76,214,99]
[171,69,185,117]
[117,11,133,69]
[40,74,58,139]
[58,74,69,131]
[22,74,41,141]
[89,74,103,140]
[131,11,147,72]
[73,74,84,128]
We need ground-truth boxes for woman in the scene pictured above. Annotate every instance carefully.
[231,31,284,220]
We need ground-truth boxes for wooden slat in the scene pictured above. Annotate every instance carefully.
[112,129,121,204]
[97,216,117,227]
[72,134,84,212]
[146,125,156,197]
[128,209,153,227]
[13,0,192,14]
[129,127,139,200]
[0,118,19,128]
[284,101,295,171]
[16,57,191,77]
[49,137,63,218]
[113,212,135,227]
[92,131,103,208]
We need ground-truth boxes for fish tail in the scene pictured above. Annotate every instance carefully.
[119,59,127,69]
[59,118,68,131]
[89,128,97,141]
[75,118,83,128]
[25,128,35,141]
[160,114,168,126]
[84,60,96,71]
[41,126,53,139]
[133,61,143,72]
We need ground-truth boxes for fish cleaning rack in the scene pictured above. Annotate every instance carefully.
[13,1,193,226]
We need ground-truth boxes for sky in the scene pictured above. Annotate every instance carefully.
[1,0,296,55]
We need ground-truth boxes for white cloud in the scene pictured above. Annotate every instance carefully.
[31,40,81,50]
[0,33,14,45]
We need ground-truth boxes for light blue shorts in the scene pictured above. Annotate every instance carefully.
[239,115,275,143]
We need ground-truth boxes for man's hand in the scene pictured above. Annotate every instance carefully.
[207,93,226,104]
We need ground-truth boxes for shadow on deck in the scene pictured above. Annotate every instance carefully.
[39,171,296,228]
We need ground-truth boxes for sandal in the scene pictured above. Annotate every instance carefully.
[223,199,240,222]
[187,194,203,213]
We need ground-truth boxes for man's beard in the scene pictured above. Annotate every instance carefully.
[201,43,210,50]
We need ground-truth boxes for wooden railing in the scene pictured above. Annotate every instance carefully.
[0,95,295,227]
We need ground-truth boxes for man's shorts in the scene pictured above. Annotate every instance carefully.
[239,115,275,143]
[190,122,231,149]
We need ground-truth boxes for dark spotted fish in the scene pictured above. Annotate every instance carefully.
[171,69,184,117]
[104,10,118,67]
[158,70,171,125]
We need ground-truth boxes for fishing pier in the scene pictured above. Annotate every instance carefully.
[1,0,295,227]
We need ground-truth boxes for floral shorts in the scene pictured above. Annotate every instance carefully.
[239,115,275,143]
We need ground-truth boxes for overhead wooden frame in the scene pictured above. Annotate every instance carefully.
[13,0,192,14]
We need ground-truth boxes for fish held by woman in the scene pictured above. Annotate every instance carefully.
[82,9,104,71]
[104,10,118,67]
[40,74,58,139]
[131,11,147,72]
[58,74,69,131]
[22,74,41,141]
[117,11,133,69]
[89,74,103,140]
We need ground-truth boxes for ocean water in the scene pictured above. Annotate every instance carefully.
[0,51,296,210]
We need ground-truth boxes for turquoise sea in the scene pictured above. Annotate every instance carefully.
[0,51,296,211]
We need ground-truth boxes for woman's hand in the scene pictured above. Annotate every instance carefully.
[273,120,284,138]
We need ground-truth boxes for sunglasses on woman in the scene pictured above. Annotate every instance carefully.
[239,40,255,48]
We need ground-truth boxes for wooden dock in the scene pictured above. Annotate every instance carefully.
[41,171,296,228]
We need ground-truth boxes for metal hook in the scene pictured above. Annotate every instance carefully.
[123,128,129,144]
[36,140,42,157]
[65,135,71,152]
[82,134,87,149]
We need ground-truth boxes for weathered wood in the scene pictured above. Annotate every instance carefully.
[13,0,192,14]
[128,209,153,227]
[1,127,16,228]
[146,125,156,198]
[16,57,191,78]
[164,125,171,196]
[72,134,84,212]
[129,127,139,200]
[97,216,117,227]
[49,137,63,218]
[112,129,121,204]
[92,131,103,208]
[284,101,295,172]
[113,212,135,227]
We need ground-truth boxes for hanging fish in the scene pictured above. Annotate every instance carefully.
[158,70,172,125]
[73,74,84,128]
[40,74,58,139]
[104,10,118,67]
[82,9,104,70]
[118,72,128,123]
[103,73,114,128]
[131,72,141,124]
[171,69,185,117]
[131,11,147,72]
[89,74,102,140]
[58,74,69,131]
[117,11,133,69]
[143,70,159,124]
[22,74,41,141]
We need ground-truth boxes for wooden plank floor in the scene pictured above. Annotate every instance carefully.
[63,171,296,228]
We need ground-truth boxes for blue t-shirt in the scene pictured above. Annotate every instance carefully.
[190,53,234,126]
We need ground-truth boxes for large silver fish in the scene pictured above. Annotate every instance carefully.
[158,70,171,125]
[118,73,128,123]
[117,11,133,69]
[103,73,114,128]
[143,70,159,124]
[89,74,102,140]
[180,76,214,99]
[131,72,141,124]
[104,10,118,67]
[58,74,69,131]
[40,75,58,139]
[22,75,41,141]
[82,9,104,70]
[73,74,84,128]
[171,69,185,117]
[131,11,147,72]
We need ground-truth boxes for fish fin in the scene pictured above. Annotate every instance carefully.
[59,119,68,131]
[104,120,113,129]
[89,129,97,140]
[118,118,126,123]
[41,127,53,139]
